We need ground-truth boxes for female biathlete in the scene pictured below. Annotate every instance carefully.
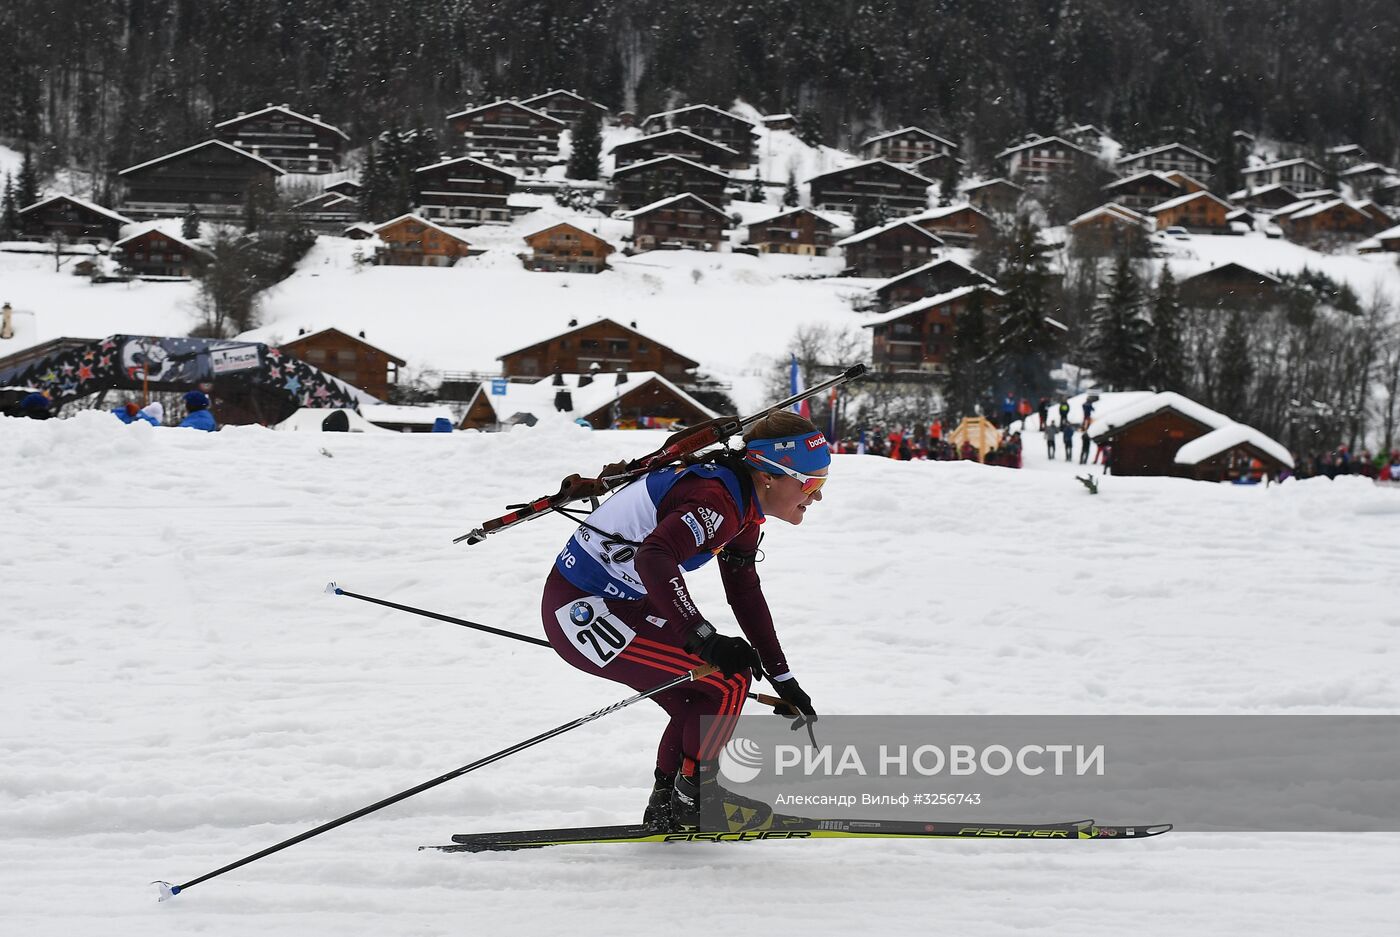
[541,411,828,831]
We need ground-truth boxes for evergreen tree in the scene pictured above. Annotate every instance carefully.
[942,288,995,420]
[359,143,387,221]
[182,205,202,241]
[1214,311,1254,419]
[0,174,17,238]
[783,170,799,207]
[1145,265,1187,392]
[17,148,40,208]
[939,158,961,207]
[991,214,1060,398]
[795,113,824,149]
[1086,251,1151,390]
[566,108,602,180]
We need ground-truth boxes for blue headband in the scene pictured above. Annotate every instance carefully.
[744,431,831,475]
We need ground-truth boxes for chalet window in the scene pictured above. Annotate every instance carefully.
[339,371,359,384]
[608,340,630,353]
[520,357,539,375]
[581,339,600,350]
[306,349,327,362]
[559,339,570,349]
[337,350,357,363]
[638,342,650,352]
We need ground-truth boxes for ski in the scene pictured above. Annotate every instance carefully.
[423,817,1172,852]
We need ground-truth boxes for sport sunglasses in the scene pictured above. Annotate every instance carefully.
[749,453,828,494]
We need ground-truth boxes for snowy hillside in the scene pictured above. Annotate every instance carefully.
[2,414,1397,936]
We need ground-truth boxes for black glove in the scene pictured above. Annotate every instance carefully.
[770,677,816,718]
[685,622,764,680]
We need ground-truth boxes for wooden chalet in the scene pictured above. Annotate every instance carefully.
[521,222,615,273]
[861,285,1004,374]
[461,370,715,431]
[745,208,837,255]
[1102,172,1183,213]
[1062,124,1113,150]
[640,105,757,168]
[1340,162,1393,196]
[325,179,361,196]
[995,136,1093,185]
[214,104,348,174]
[278,327,404,401]
[1277,199,1379,242]
[1228,183,1300,211]
[962,178,1024,215]
[117,140,284,222]
[372,214,473,266]
[518,89,608,130]
[414,155,517,226]
[1089,391,1292,481]
[293,191,358,232]
[16,194,131,244]
[610,130,740,171]
[836,219,944,278]
[910,152,967,184]
[908,202,992,243]
[762,113,796,131]
[446,99,564,165]
[1177,263,1282,309]
[343,222,377,240]
[1241,158,1325,191]
[1358,223,1400,253]
[1356,200,1395,229]
[807,160,932,218]
[858,127,958,164]
[611,155,729,211]
[620,193,728,252]
[1068,203,1152,250]
[1116,143,1217,180]
[497,318,698,378]
[1147,191,1232,233]
[870,257,995,312]
[112,228,209,277]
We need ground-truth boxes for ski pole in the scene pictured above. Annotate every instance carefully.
[154,663,720,901]
[325,582,790,708]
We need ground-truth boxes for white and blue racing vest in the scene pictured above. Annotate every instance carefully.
[554,464,748,600]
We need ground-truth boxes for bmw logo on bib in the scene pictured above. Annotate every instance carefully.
[569,601,595,626]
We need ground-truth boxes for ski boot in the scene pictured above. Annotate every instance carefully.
[642,769,676,831]
[670,761,774,832]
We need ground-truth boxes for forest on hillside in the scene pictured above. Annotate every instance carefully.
[4,0,1400,183]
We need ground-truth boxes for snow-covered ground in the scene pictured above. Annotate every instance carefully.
[2,413,1397,935]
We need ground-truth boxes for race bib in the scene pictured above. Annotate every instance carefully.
[555,596,636,668]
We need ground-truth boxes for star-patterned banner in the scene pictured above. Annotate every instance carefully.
[0,335,361,415]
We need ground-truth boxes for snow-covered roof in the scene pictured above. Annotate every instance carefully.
[1228,183,1297,200]
[805,158,934,186]
[1180,262,1281,286]
[469,371,718,426]
[446,98,564,125]
[1068,202,1151,227]
[907,202,990,223]
[871,256,995,292]
[834,218,944,248]
[496,318,685,363]
[361,403,458,426]
[519,89,606,111]
[1104,170,1182,191]
[1369,222,1400,241]
[746,207,840,230]
[17,193,133,226]
[641,104,755,129]
[1339,162,1389,177]
[1174,423,1294,469]
[373,213,472,244]
[609,153,730,180]
[763,113,795,122]
[1287,198,1363,221]
[273,407,391,433]
[414,154,519,178]
[610,129,739,156]
[860,285,1006,327]
[860,126,958,151]
[995,135,1090,159]
[112,226,205,252]
[1089,391,1292,467]
[1148,190,1232,213]
[1242,157,1324,175]
[1268,198,1320,218]
[118,139,287,176]
[1117,143,1217,166]
[617,192,728,219]
[963,177,1024,194]
[214,104,350,141]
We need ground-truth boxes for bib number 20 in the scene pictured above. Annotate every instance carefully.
[555,597,636,667]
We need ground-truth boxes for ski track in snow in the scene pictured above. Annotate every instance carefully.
[2,413,1398,935]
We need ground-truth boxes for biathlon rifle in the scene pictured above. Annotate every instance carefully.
[454,363,867,545]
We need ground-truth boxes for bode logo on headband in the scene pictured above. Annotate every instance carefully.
[746,431,831,473]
